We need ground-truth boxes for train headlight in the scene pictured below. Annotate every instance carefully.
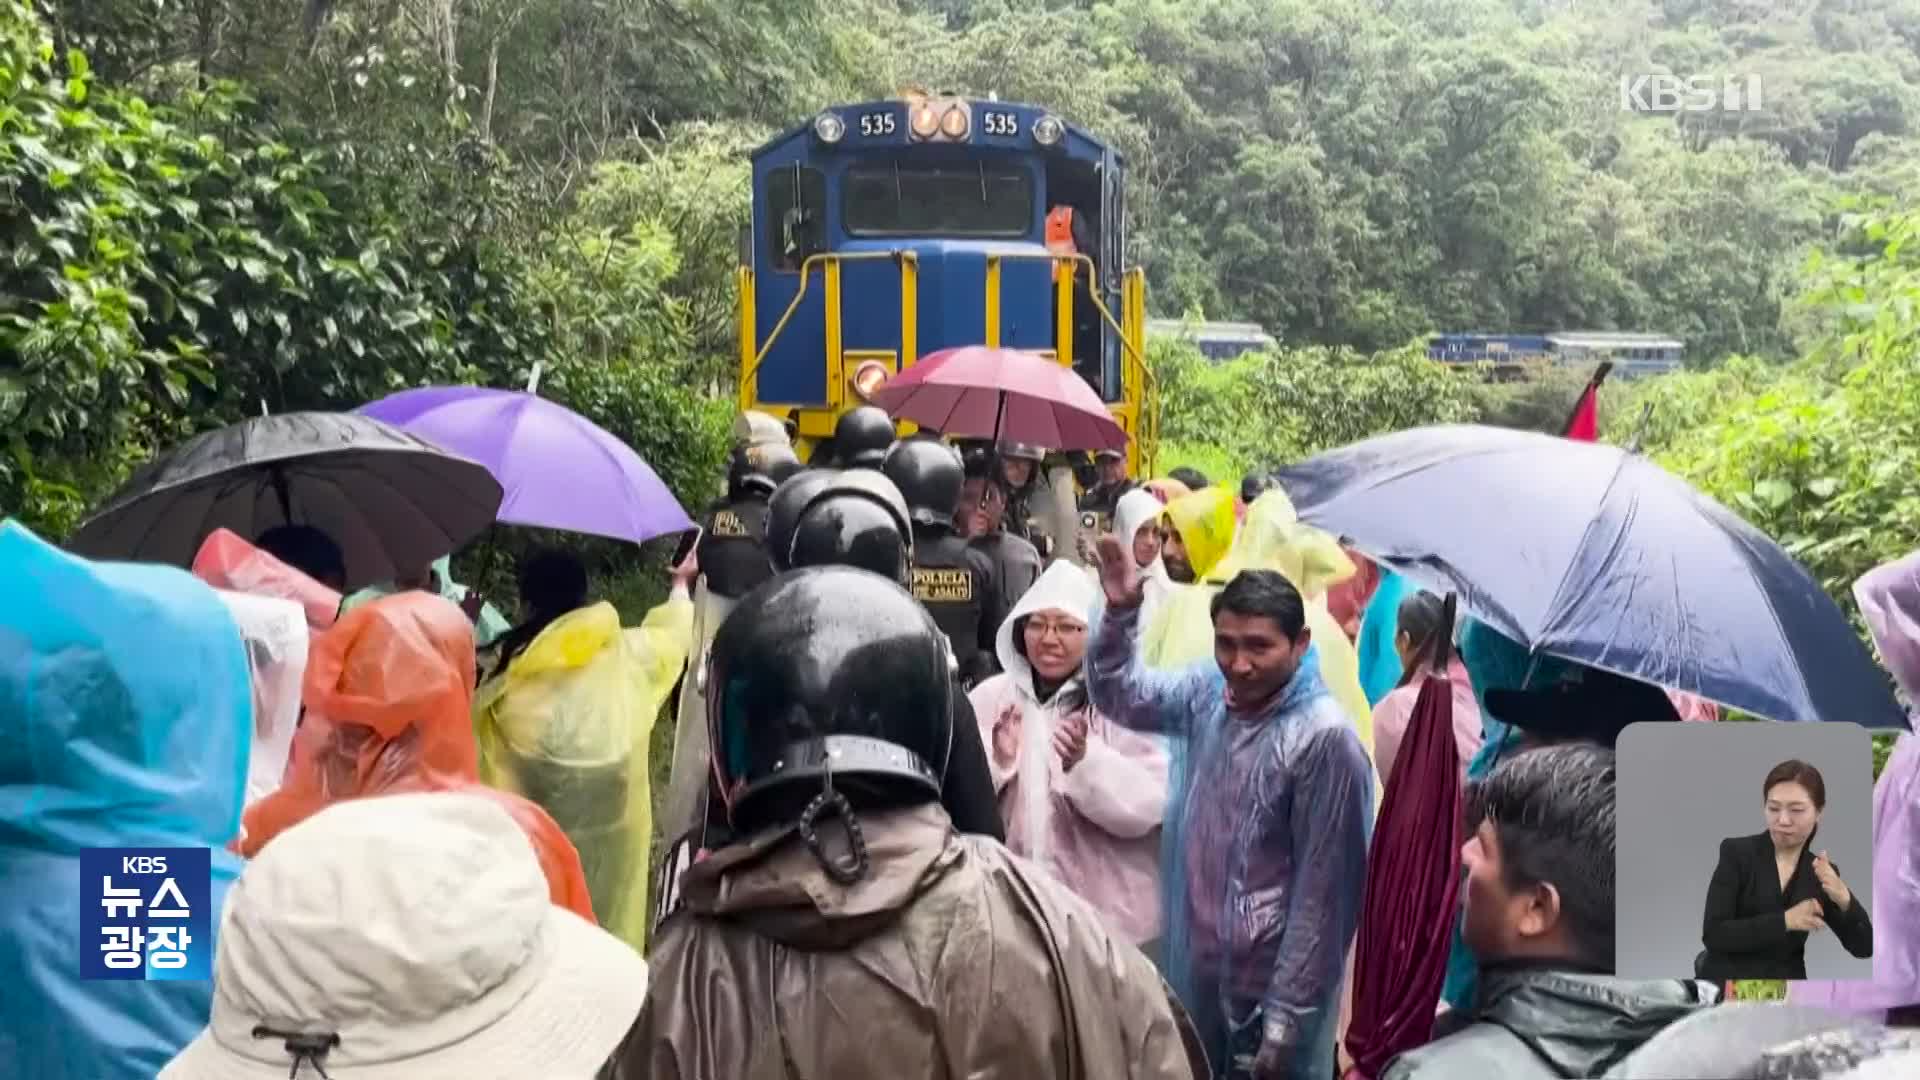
[813,112,845,143]
[1033,114,1064,146]
[940,104,970,140]
[910,103,941,140]
[851,360,890,402]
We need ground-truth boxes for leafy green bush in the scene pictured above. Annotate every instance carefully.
[1154,337,1482,478]
[2,0,547,534]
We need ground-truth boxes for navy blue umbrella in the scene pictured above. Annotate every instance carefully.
[1275,424,1904,728]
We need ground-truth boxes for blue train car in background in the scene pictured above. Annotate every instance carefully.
[1428,331,1683,378]
[738,93,1156,472]
[1147,319,1277,361]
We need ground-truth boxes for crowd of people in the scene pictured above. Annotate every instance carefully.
[2,402,1917,1079]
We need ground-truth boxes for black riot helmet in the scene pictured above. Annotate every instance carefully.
[765,468,913,584]
[706,566,954,866]
[727,441,803,500]
[833,406,897,469]
[881,436,965,529]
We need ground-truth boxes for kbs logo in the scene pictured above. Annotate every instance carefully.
[79,847,213,981]
[1619,73,1764,114]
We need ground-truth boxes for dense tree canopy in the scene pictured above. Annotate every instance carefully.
[4,0,1918,622]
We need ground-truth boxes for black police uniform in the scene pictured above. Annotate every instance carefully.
[695,496,774,600]
[909,526,1003,689]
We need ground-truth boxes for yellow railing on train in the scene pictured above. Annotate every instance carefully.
[739,250,1157,473]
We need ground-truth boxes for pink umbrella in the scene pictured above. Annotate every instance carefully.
[868,345,1127,452]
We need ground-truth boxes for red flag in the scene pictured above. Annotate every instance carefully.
[1560,361,1613,442]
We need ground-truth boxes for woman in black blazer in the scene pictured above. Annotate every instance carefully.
[1697,759,1873,981]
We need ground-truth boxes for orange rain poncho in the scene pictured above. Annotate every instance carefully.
[238,592,595,922]
[192,528,343,634]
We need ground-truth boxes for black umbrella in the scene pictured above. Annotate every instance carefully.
[68,412,503,590]
[1275,424,1904,728]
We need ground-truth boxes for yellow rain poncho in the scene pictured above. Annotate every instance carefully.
[473,593,694,952]
[1143,489,1377,763]
[1140,488,1237,667]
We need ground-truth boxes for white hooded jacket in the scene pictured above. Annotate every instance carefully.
[968,562,1170,944]
[1111,488,1174,632]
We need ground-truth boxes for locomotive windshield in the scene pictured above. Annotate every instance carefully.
[842,163,1032,238]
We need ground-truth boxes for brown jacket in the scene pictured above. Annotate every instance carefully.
[607,803,1205,1079]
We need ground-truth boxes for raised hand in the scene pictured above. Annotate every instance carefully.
[1811,851,1852,908]
[1053,711,1089,772]
[1093,533,1145,609]
[1785,897,1827,934]
[991,705,1021,770]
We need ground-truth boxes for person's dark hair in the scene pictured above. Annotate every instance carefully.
[961,452,1010,496]
[1763,759,1827,810]
[490,548,590,677]
[1239,469,1281,505]
[255,524,346,587]
[1209,569,1307,640]
[1394,590,1456,688]
[1169,466,1210,491]
[1465,742,1618,971]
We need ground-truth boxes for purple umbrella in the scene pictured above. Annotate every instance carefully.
[358,387,692,545]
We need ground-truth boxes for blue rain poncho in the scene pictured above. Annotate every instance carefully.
[1087,598,1374,1080]
[0,520,251,1078]
[1356,568,1412,707]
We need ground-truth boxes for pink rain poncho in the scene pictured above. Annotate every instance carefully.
[1088,594,1374,1080]
[969,562,1169,944]
[1369,657,1481,787]
[1789,548,1920,1017]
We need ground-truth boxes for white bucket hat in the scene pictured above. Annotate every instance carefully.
[162,791,647,1079]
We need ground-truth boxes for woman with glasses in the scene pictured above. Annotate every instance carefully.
[969,561,1171,948]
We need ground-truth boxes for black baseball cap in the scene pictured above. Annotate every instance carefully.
[1485,666,1682,748]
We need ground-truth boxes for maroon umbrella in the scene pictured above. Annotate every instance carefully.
[1343,656,1466,1079]
[868,345,1128,452]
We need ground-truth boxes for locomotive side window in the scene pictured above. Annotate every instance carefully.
[767,166,827,272]
[842,165,1032,238]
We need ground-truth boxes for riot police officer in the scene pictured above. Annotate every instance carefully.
[995,441,1049,550]
[635,567,1204,1080]
[831,405,897,470]
[697,442,801,601]
[663,440,802,834]
[702,468,1002,844]
[883,436,1003,689]
[1076,447,1135,537]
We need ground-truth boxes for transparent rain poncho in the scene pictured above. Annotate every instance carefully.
[1088,590,1375,1079]
[190,528,343,634]
[1790,548,1920,1016]
[969,562,1170,944]
[210,589,308,808]
[240,591,595,922]
[1142,489,1378,762]
[664,579,734,843]
[1,520,252,1079]
[474,594,693,953]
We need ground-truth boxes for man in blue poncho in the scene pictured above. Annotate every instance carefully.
[1089,535,1374,1080]
[0,521,252,1078]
